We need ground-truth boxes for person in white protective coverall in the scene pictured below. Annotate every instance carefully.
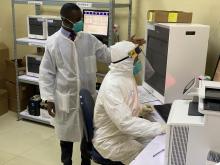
[93,41,166,165]
[39,3,145,165]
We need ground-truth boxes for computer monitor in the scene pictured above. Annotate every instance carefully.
[142,26,169,103]
[83,10,109,36]
[143,23,209,104]
[47,17,62,37]
[27,15,47,40]
[26,55,42,78]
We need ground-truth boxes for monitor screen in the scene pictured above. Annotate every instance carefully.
[83,10,109,36]
[26,55,42,77]
[144,31,168,93]
[47,19,62,36]
[143,26,169,103]
[29,17,44,35]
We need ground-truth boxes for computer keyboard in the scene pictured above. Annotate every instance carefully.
[153,104,172,122]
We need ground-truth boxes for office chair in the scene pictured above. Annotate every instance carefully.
[79,89,124,165]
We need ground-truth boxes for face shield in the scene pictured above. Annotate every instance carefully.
[128,47,143,76]
[112,46,142,64]
[111,45,143,75]
[130,46,155,79]
[127,46,156,79]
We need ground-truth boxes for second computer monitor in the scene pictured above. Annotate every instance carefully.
[83,10,109,36]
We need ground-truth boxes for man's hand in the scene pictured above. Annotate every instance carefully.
[129,35,146,46]
[45,101,56,117]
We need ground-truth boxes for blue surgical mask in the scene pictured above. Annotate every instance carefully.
[133,59,142,76]
[62,16,84,33]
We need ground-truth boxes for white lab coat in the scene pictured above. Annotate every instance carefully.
[39,30,110,142]
[93,58,163,164]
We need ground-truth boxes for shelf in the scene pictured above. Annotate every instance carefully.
[96,73,106,77]
[16,37,46,47]
[20,109,52,125]
[13,0,130,8]
[18,75,39,85]
[12,0,132,123]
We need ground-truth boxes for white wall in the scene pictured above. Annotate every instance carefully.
[1,0,220,76]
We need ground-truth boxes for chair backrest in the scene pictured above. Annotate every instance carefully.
[79,89,95,142]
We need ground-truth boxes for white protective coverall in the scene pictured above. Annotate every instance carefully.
[39,30,110,142]
[93,41,163,165]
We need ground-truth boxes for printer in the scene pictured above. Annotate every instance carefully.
[199,80,220,115]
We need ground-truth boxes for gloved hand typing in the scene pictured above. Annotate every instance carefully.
[138,103,155,119]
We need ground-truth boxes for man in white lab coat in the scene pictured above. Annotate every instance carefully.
[93,41,165,165]
[39,3,145,165]
[39,3,111,165]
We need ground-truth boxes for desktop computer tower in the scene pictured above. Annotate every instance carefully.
[143,23,209,103]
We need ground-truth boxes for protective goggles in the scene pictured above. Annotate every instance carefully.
[112,46,142,64]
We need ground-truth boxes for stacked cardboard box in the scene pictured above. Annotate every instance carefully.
[5,81,34,112]
[5,59,25,83]
[0,43,9,89]
[0,89,8,116]
[5,59,34,112]
[147,10,192,23]
[0,43,9,115]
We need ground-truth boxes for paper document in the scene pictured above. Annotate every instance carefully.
[130,134,166,165]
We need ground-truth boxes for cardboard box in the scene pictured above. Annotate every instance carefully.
[8,98,27,112]
[6,59,25,83]
[0,89,8,116]
[147,10,192,23]
[0,78,6,89]
[5,81,34,99]
[5,81,35,112]
[0,43,9,80]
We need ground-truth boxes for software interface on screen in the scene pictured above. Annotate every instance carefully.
[27,56,41,74]
[83,10,109,36]
[29,18,43,35]
[47,19,62,36]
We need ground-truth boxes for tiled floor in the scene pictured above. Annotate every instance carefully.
[0,111,98,165]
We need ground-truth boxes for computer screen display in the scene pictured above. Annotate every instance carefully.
[144,31,169,95]
[143,27,169,103]
[29,18,44,35]
[26,55,42,77]
[83,10,109,36]
[47,19,62,36]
